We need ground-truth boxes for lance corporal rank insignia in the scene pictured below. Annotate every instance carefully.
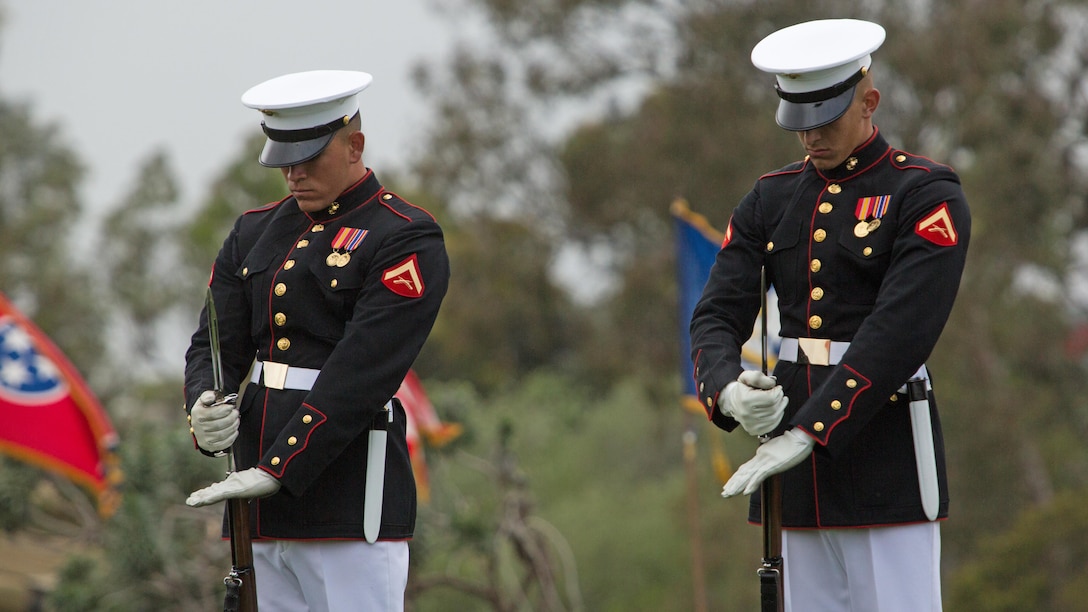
[854,195,891,237]
[916,202,958,246]
[325,227,368,267]
[382,254,425,298]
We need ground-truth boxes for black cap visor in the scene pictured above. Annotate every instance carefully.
[775,84,857,132]
[256,112,356,168]
[258,133,336,168]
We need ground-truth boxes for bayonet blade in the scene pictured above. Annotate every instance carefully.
[205,287,225,395]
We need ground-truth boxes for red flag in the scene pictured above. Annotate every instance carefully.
[0,292,121,515]
[394,369,461,502]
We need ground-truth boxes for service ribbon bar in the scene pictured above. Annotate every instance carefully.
[855,195,891,220]
[331,227,369,252]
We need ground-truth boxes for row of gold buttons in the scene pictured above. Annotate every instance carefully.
[269,415,314,466]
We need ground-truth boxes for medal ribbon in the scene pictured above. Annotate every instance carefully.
[331,227,369,252]
[855,195,891,220]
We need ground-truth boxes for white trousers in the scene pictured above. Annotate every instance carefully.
[252,540,409,612]
[782,523,942,612]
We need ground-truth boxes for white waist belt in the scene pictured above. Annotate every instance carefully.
[778,337,851,366]
[778,337,929,392]
[249,360,320,391]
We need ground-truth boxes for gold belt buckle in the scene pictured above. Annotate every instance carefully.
[262,361,289,390]
[797,338,832,366]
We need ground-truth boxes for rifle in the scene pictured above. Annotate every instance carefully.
[206,288,258,612]
[756,268,784,612]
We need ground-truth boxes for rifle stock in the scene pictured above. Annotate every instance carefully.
[758,474,784,612]
[226,495,258,611]
[205,289,258,611]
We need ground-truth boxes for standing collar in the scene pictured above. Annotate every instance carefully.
[303,168,382,221]
[812,127,890,181]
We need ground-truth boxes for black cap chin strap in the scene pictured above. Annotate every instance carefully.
[261,111,359,143]
[775,68,866,104]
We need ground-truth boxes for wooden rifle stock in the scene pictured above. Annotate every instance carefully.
[225,493,258,611]
[206,289,258,611]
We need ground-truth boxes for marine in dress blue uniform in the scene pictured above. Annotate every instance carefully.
[184,70,449,611]
[690,20,969,611]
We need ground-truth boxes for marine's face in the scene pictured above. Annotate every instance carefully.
[796,84,878,171]
[281,130,363,212]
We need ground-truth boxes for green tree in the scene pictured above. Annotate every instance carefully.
[97,151,187,371]
[0,96,105,365]
[177,133,288,297]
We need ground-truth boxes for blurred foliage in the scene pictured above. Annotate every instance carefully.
[409,373,760,611]
[948,489,1088,610]
[1,0,1088,610]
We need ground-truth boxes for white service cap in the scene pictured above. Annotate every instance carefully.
[751,19,885,131]
[241,70,373,167]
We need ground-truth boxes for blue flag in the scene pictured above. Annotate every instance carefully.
[672,199,779,415]
[672,199,725,414]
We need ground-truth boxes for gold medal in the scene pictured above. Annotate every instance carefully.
[336,252,351,267]
[326,252,340,266]
[866,219,881,233]
[854,221,870,238]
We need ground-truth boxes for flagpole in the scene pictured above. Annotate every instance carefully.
[683,423,709,612]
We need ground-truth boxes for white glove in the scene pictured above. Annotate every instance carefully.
[720,370,788,436]
[189,390,239,452]
[722,428,815,498]
[186,468,281,507]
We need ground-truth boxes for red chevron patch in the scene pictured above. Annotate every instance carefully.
[916,203,958,246]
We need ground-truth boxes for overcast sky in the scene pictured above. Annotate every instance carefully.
[0,0,473,214]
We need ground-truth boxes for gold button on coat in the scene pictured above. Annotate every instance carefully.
[896,154,907,162]
[274,283,287,296]
[283,260,295,270]
[297,239,309,248]
[814,229,827,242]
[845,157,858,170]
[819,202,833,214]
[330,279,338,288]
[828,184,842,194]
[274,313,287,326]
[383,193,393,200]
[809,315,823,329]
[303,415,313,424]
[242,267,249,276]
[863,247,873,256]
[810,259,822,273]
[811,287,824,300]
[271,457,281,466]
[813,422,825,432]
[847,379,857,388]
[313,224,324,232]
[706,397,713,407]
[277,338,291,351]
[766,242,774,252]
[287,436,298,446]
[831,400,842,410]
